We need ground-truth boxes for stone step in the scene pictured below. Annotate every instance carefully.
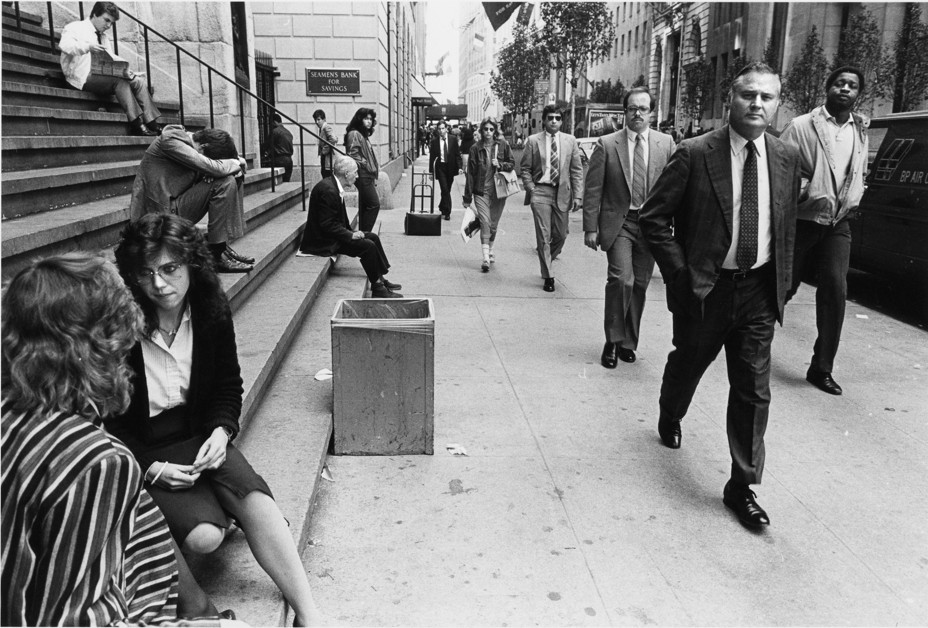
[1,104,208,137]
[0,19,60,53]
[1,4,45,28]
[1,150,262,218]
[0,169,298,278]
[1,41,60,71]
[2,57,64,85]
[2,13,58,41]
[1,81,181,116]
[2,134,156,171]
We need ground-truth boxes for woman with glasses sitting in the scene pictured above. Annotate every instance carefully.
[462,116,515,272]
[107,213,321,626]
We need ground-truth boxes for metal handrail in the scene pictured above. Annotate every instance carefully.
[13,1,345,210]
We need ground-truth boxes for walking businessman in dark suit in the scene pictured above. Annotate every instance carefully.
[639,62,801,528]
[429,119,463,220]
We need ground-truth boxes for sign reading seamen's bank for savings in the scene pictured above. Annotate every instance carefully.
[306,69,361,96]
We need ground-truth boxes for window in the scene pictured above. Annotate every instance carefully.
[635,26,639,47]
[628,29,632,53]
[621,34,625,55]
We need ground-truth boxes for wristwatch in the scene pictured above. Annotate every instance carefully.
[221,426,235,441]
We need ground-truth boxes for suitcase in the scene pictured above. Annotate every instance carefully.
[405,161,441,236]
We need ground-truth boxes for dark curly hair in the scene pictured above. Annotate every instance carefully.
[2,253,144,419]
[344,107,377,143]
[114,214,229,336]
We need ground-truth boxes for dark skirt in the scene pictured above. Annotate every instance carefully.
[140,407,272,544]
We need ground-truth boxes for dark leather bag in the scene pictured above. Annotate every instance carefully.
[405,212,441,235]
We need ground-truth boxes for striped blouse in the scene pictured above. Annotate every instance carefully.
[1,400,179,626]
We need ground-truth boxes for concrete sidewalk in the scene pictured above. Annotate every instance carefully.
[303,155,928,626]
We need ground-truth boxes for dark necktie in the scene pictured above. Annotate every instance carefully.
[442,139,447,163]
[736,141,758,272]
[632,134,646,206]
[549,134,559,185]
[96,31,104,45]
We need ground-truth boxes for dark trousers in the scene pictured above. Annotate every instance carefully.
[355,177,380,232]
[273,155,293,182]
[435,167,455,217]
[81,73,161,124]
[174,175,245,243]
[604,211,655,349]
[787,219,851,374]
[659,266,778,486]
[338,232,390,283]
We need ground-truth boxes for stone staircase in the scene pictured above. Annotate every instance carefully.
[1,4,351,624]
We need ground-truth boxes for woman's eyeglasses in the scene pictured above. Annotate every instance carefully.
[482,127,495,133]
[135,262,185,284]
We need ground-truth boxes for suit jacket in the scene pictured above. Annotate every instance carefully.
[638,126,801,323]
[299,177,354,256]
[582,128,675,250]
[428,135,463,177]
[128,125,242,218]
[104,304,243,471]
[519,131,584,209]
[317,122,339,170]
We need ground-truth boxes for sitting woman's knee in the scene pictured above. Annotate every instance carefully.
[182,523,226,554]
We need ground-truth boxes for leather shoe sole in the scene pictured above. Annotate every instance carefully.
[657,416,681,449]
[618,348,636,363]
[601,342,618,369]
[723,481,770,527]
[806,370,842,395]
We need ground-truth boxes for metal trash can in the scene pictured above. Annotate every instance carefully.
[330,298,434,455]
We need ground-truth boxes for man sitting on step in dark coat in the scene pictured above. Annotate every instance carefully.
[297,155,404,298]
[128,125,254,273]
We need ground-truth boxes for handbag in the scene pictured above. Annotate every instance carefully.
[492,145,522,198]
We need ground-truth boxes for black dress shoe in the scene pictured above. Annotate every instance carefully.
[543,278,555,292]
[224,245,255,265]
[723,481,770,527]
[806,369,842,395]
[218,609,236,620]
[213,250,253,273]
[442,214,451,221]
[601,342,618,369]
[618,348,636,363]
[382,278,402,291]
[657,414,681,449]
[370,283,403,298]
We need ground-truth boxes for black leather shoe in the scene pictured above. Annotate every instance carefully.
[224,245,255,265]
[723,481,770,527]
[218,609,236,620]
[442,214,451,221]
[213,250,253,273]
[543,278,555,292]
[806,369,842,395]
[601,342,618,369]
[382,278,402,291]
[618,348,636,363]
[657,414,681,449]
[370,283,403,298]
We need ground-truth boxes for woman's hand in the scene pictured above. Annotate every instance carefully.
[491,158,500,168]
[148,462,201,491]
[192,428,229,472]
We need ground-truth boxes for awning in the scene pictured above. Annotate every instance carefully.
[411,75,437,107]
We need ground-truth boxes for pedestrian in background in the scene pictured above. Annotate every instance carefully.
[463,116,515,272]
[344,107,381,232]
[583,87,675,367]
[639,62,801,529]
[269,114,293,183]
[429,119,463,221]
[520,104,583,293]
[314,109,338,180]
[459,121,475,173]
[780,66,869,397]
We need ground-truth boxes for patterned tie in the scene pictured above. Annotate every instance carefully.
[549,134,559,185]
[632,134,646,207]
[736,141,759,272]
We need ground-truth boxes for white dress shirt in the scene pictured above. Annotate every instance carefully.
[58,18,110,90]
[140,306,193,417]
[723,129,772,270]
[539,131,560,184]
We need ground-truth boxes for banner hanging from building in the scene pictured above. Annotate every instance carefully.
[482,2,521,31]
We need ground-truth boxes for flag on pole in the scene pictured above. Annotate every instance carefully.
[482,2,521,31]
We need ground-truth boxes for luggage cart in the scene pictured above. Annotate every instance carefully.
[405,161,441,235]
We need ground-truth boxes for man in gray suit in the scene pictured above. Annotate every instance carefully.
[639,63,800,528]
[129,125,253,272]
[583,87,674,366]
[520,105,583,292]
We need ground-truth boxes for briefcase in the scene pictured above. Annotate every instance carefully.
[406,162,441,236]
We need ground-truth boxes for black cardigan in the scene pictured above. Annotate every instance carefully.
[105,303,244,471]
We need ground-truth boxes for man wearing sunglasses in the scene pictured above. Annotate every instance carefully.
[583,87,675,367]
[520,105,583,292]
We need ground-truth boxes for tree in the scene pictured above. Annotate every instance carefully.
[539,2,616,135]
[891,2,928,112]
[832,8,894,114]
[680,56,714,125]
[762,36,779,72]
[490,24,548,141]
[632,74,647,88]
[589,78,625,104]
[782,26,829,115]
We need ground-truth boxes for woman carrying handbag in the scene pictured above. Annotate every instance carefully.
[462,116,516,272]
